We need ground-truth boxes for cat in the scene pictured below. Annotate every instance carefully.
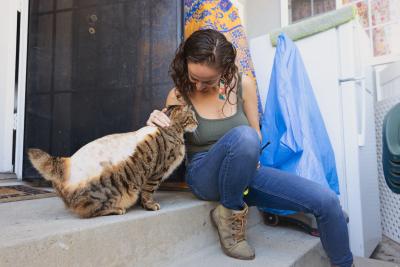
[28,105,197,218]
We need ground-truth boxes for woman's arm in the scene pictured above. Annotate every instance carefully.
[241,75,261,141]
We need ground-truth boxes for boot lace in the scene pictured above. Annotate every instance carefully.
[229,210,248,242]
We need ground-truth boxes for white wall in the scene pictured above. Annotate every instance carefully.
[229,0,282,38]
[243,0,282,39]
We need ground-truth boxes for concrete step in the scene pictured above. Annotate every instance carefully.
[0,192,248,267]
[165,223,328,267]
[0,173,17,180]
[354,257,400,267]
[0,191,330,267]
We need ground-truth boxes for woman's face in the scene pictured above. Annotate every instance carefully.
[187,62,222,93]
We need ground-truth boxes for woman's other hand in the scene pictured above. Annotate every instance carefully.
[146,108,171,127]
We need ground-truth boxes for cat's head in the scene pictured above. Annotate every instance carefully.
[165,105,198,133]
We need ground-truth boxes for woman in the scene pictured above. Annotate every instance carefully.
[146,29,353,267]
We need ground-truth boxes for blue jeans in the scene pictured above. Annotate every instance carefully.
[185,126,353,267]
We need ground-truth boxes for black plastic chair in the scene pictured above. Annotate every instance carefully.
[382,103,400,194]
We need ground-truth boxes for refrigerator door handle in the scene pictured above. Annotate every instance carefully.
[338,76,365,83]
[339,77,367,147]
[357,79,367,147]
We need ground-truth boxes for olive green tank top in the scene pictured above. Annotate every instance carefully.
[185,76,250,155]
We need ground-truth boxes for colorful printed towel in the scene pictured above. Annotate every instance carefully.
[184,0,263,117]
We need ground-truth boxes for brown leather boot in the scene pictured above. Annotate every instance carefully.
[210,203,255,260]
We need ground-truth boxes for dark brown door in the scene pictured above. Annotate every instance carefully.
[24,0,183,180]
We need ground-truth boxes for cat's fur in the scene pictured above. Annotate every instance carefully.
[28,105,197,218]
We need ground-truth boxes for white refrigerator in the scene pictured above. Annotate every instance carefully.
[250,19,381,257]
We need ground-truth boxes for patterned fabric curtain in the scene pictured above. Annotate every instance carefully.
[184,0,263,119]
[343,0,400,57]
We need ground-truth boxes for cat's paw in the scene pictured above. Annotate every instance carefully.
[117,208,127,215]
[142,201,161,211]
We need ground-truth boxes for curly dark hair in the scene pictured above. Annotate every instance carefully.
[169,29,238,104]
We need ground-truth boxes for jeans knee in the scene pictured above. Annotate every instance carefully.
[317,190,341,217]
[185,174,219,201]
[228,126,260,159]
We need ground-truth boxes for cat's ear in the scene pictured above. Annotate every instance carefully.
[164,105,179,116]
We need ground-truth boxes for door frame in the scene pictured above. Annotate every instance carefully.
[15,0,29,179]
[0,0,29,178]
[0,0,18,173]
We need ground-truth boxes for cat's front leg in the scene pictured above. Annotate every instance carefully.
[141,197,160,211]
[140,176,162,211]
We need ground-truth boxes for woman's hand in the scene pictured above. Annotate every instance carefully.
[146,108,171,127]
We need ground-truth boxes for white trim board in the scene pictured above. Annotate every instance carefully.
[0,0,18,172]
[280,0,289,27]
[15,0,29,179]
[380,60,400,86]
[0,0,29,178]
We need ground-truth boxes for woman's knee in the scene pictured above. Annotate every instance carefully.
[190,184,219,201]
[315,189,342,218]
[227,126,260,158]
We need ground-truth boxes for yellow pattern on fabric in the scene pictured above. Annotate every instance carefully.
[184,0,257,91]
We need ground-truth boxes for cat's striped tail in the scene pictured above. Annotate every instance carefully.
[28,148,67,183]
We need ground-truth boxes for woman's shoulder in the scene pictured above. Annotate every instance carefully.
[166,87,187,106]
[240,74,256,90]
[239,74,257,102]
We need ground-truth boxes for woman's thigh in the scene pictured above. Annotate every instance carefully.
[185,126,260,201]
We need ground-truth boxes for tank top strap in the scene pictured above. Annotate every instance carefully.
[237,73,243,97]
[179,90,197,115]
[236,74,244,110]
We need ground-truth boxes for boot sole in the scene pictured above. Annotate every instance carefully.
[209,208,255,260]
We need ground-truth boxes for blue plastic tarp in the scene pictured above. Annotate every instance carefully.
[259,33,339,215]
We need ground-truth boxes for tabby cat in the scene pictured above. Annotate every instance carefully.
[28,105,197,218]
